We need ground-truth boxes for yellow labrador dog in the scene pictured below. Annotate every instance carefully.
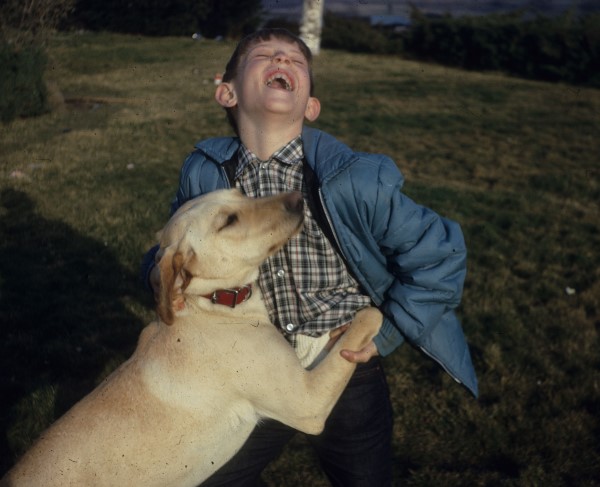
[2,189,382,487]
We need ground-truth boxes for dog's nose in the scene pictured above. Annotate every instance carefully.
[284,191,304,214]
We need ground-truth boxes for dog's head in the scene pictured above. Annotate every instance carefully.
[156,189,304,324]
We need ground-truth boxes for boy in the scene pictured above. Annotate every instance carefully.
[143,28,477,486]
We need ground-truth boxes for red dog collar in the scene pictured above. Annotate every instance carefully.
[202,284,253,308]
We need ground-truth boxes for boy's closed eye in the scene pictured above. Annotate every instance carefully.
[250,48,306,66]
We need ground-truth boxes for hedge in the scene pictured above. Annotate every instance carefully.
[0,44,48,123]
[321,9,600,88]
[404,10,600,86]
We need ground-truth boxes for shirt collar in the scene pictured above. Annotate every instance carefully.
[235,135,304,180]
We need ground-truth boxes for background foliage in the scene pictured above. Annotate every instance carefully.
[318,8,600,88]
[70,0,263,37]
[1,33,598,485]
[403,8,600,86]
[0,45,48,123]
[320,11,401,54]
[0,0,74,122]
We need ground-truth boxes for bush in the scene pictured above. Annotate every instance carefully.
[0,45,48,123]
[0,0,74,123]
[72,0,210,36]
[70,0,263,38]
[404,9,600,87]
[321,12,397,54]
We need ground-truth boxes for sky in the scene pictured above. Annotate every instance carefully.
[261,0,598,18]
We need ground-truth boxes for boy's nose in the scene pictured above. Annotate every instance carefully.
[272,52,291,65]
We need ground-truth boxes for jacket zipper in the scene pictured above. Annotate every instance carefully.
[419,345,463,385]
[318,187,385,307]
[317,188,347,261]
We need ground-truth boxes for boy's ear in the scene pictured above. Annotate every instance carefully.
[304,96,321,122]
[215,82,237,108]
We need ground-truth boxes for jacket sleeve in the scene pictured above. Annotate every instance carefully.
[172,150,216,214]
[369,160,467,357]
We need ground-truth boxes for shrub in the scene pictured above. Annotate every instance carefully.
[321,12,396,54]
[0,45,48,123]
[404,8,600,87]
[0,0,74,123]
[70,0,263,38]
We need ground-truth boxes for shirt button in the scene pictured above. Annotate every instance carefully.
[285,323,296,332]
[276,269,285,278]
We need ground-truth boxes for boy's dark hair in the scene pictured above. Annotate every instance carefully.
[221,28,315,135]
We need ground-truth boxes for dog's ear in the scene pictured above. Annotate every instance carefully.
[157,246,193,325]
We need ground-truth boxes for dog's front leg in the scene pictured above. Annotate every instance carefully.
[246,307,382,434]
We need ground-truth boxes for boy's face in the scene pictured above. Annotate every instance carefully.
[215,37,320,127]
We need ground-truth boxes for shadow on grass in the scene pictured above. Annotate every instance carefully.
[0,189,149,473]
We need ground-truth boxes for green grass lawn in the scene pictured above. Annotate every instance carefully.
[1,32,599,485]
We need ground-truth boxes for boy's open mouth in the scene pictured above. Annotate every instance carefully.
[265,70,294,91]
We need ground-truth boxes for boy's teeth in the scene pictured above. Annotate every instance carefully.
[266,73,292,91]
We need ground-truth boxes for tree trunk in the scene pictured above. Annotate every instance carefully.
[299,0,324,55]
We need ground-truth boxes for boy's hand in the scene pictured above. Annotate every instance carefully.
[326,325,380,363]
[340,341,379,363]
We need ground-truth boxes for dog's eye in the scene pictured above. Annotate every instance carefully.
[219,213,238,231]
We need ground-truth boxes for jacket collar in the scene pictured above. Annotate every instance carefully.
[193,127,356,184]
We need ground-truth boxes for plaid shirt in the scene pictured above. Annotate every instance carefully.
[235,136,371,348]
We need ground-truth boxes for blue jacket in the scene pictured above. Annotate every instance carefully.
[155,126,478,396]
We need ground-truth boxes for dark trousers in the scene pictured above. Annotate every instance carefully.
[200,357,394,487]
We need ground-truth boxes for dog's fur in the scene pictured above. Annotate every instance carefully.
[1,189,382,487]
